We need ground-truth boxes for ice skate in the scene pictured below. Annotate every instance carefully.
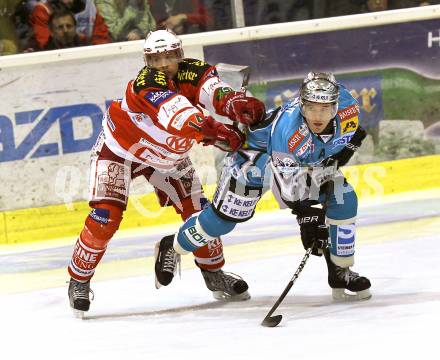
[68,278,93,318]
[198,264,250,301]
[154,235,181,289]
[324,250,371,301]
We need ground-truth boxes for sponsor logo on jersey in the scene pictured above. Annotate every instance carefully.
[296,138,312,157]
[177,70,198,82]
[166,136,193,153]
[337,104,359,121]
[333,133,354,146]
[273,156,299,174]
[298,123,310,136]
[341,117,358,135]
[159,96,186,118]
[288,131,305,152]
[145,90,174,107]
[203,77,221,94]
[135,67,151,88]
[127,112,152,126]
[154,71,167,86]
[139,138,173,156]
[190,60,207,67]
[171,108,199,130]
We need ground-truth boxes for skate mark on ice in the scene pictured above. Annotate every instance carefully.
[83,301,231,321]
[280,292,440,321]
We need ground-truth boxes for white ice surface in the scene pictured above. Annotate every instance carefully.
[1,192,440,360]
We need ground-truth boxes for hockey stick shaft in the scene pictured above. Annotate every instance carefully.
[261,161,339,327]
[261,246,313,324]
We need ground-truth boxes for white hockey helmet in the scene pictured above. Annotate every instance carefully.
[143,29,184,68]
[300,72,339,119]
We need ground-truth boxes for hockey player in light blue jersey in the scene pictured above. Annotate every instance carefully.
[155,72,372,301]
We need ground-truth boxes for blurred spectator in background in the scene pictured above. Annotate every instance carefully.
[44,8,86,49]
[12,1,37,52]
[29,0,110,50]
[150,0,212,34]
[325,0,368,17]
[207,0,312,29]
[246,0,311,26]
[95,0,156,42]
[0,0,21,55]
[390,0,440,8]
[325,0,440,17]
[365,0,388,11]
[205,0,232,30]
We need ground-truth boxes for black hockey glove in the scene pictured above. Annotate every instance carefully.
[295,207,329,256]
[322,126,367,168]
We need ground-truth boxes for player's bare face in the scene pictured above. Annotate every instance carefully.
[302,101,334,134]
[147,53,180,79]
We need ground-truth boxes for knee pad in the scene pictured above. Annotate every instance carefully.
[81,203,123,249]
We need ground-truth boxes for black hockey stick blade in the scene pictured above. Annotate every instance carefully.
[261,314,283,327]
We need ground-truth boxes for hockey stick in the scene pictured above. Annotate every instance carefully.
[261,161,338,327]
[261,246,314,327]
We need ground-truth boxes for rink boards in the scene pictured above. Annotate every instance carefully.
[0,154,439,245]
[2,187,440,295]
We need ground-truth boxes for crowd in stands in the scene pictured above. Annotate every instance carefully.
[1,0,438,56]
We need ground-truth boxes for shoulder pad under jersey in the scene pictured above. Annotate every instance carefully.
[133,67,169,93]
[176,58,215,86]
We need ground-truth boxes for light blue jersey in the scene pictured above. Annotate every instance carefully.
[176,85,361,267]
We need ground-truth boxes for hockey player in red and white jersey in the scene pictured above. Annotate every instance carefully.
[67,29,265,316]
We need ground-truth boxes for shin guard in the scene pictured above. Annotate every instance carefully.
[68,204,122,281]
[193,237,225,271]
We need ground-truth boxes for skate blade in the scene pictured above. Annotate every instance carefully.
[154,241,162,290]
[212,290,251,301]
[332,288,372,302]
[72,309,85,319]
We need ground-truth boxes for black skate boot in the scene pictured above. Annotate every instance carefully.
[324,250,371,301]
[68,278,93,318]
[198,263,250,301]
[154,235,181,289]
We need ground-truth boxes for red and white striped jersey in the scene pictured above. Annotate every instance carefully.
[103,58,230,169]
